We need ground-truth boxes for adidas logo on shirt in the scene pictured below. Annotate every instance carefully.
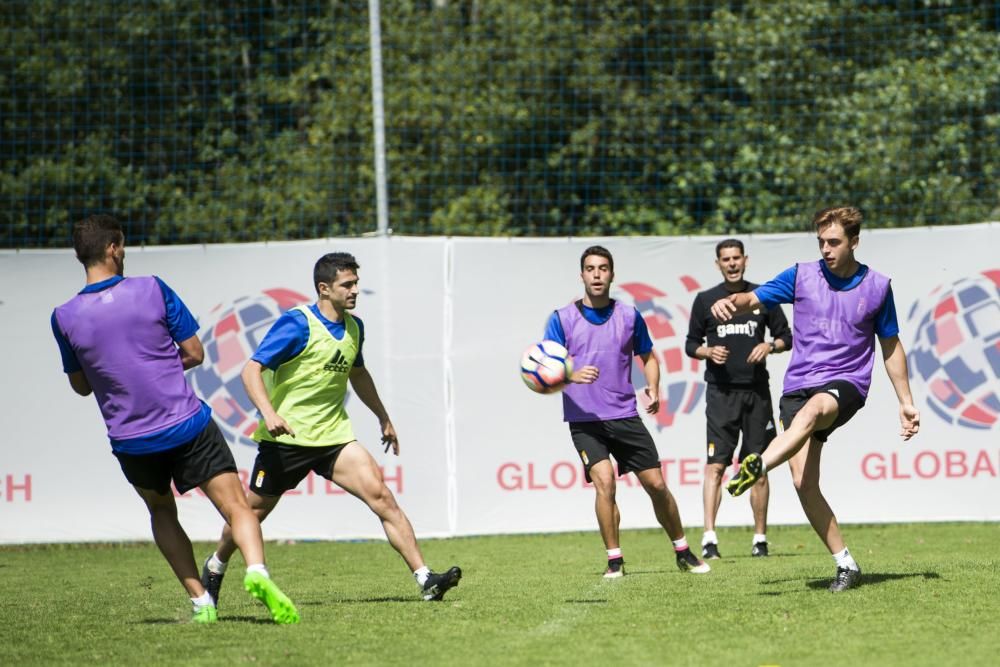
[323,349,351,373]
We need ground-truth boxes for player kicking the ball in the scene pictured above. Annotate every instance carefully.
[201,252,461,604]
[52,215,298,624]
[543,245,709,579]
[711,207,920,592]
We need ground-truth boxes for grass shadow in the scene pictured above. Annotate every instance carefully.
[607,568,670,576]
[804,571,941,590]
[140,616,276,625]
[565,599,608,604]
[334,596,423,604]
[139,618,185,625]
[752,571,942,595]
[722,552,810,560]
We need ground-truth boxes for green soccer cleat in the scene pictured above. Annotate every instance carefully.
[244,572,300,624]
[727,453,763,497]
[191,605,218,624]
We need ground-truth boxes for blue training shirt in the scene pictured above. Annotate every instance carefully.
[252,304,366,370]
[754,262,899,338]
[544,301,654,355]
[51,275,211,453]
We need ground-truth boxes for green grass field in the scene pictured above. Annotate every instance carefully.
[4,523,998,666]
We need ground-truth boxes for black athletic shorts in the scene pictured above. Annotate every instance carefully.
[568,416,661,483]
[250,441,350,497]
[113,420,237,495]
[704,384,777,465]
[779,379,866,443]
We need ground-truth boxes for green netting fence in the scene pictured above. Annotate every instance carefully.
[2,1,999,247]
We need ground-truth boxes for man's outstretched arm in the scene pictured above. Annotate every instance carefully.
[880,335,920,441]
[710,291,762,323]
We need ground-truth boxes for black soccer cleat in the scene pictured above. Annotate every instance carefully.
[702,543,721,560]
[603,557,625,579]
[829,566,861,592]
[751,542,769,558]
[201,555,226,608]
[676,548,711,574]
[422,566,462,601]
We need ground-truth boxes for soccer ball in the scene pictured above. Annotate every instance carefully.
[520,340,574,394]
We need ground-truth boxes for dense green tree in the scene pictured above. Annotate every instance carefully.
[2,1,998,246]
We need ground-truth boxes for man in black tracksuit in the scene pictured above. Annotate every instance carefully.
[685,239,792,559]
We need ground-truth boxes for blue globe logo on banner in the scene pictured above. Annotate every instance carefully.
[188,288,311,447]
[907,270,1000,430]
[614,278,705,430]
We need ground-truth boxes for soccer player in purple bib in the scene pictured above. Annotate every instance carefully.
[545,246,710,578]
[711,207,920,592]
[51,214,298,623]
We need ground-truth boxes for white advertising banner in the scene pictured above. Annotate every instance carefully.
[2,225,998,543]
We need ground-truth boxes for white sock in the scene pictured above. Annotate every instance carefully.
[606,548,622,560]
[206,553,228,575]
[414,566,430,587]
[246,563,270,578]
[833,547,859,571]
[753,533,767,545]
[672,537,689,551]
[702,531,718,546]
[191,592,214,609]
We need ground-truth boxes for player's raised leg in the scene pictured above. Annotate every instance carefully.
[728,393,839,496]
[331,442,461,601]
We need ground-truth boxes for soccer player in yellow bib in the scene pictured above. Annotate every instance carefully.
[201,253,461,603]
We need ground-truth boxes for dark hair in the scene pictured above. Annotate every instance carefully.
[813,206,862,239]
[73,214,123,267]
[715,238,745,258]
[580,245,614,272]
[314,252,360,292]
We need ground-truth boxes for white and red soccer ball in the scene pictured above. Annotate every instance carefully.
[520,340,574,394]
